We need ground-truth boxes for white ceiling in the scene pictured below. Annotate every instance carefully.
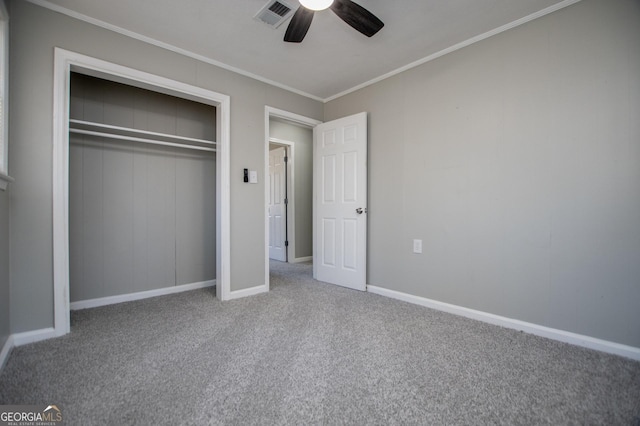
[32,0,577,101]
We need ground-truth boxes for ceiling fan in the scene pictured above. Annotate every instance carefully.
[284,0,384,43]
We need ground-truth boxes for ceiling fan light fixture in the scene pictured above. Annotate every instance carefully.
[299,0,333,11]
[285,0,384,43]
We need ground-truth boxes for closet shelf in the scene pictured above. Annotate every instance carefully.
[69,119,216,152]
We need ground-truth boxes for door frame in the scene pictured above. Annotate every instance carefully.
[264,106,321,290]
[53,48,231,337]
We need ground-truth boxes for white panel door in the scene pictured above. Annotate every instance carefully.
[314,112,367,291]
[269,147,287,261]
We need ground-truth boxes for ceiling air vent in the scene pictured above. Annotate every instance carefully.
[255,0,296,28]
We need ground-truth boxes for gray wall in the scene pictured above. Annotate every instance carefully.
[325,0,640,347]
[0,188,9,349]
[69,74,216,301]
[8,1,323,333]
[269,119,313,259]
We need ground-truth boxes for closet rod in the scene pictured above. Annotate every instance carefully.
[70,128,216,152]
[69,119,216,146]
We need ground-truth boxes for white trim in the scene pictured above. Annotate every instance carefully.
[0,0,9,176]
[264,111,271,290]
[53,48,232,340]
[269,137,297,144]
[266,107,322,128]
[52,50,70,338]
[367,285,640,361]
[70,280,215,310]
[325,0,583,102]
[227,284,268,300]
[0,334,13,372]
[290,256,312,264]
[12,328,58,347]
[216,83,232,302]
[265,107,322,293]
[0,171,12,190]
[26,0,323,103]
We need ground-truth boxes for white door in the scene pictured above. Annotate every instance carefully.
[313,112,367,291]
[269,146,287,261]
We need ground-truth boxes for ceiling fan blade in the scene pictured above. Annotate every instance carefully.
[284,6,315,43]
[330,0,384,37]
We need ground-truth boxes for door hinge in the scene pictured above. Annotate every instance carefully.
[284,156,288,163]
[284,198,288,205]
[285,240,289,247]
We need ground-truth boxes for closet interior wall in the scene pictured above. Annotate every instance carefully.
[69,73,217,303]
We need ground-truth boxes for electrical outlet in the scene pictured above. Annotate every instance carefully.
[413,239,423,254]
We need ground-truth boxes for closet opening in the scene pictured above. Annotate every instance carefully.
[68,73,216,309]
[53,49,231,338]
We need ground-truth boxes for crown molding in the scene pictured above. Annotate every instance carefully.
[324,0,583,102]
[27,0,582,104]
[25,0,324,102]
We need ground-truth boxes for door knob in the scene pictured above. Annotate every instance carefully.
[356,208,365,214]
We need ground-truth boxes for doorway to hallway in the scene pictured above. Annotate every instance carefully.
[265,107,320,290]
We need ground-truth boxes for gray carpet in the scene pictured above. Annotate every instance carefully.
[1,260,639,425]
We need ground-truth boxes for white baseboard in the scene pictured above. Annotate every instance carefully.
[290,256,312,264]
[70,280,216,310]
[227,284,268,300]
[2,329,60,372]
[12,327,59,347]
[0,334,14,372]
[367,285,640,361]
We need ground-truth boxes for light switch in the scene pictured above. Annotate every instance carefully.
[413,239,423,254]
[249,170,258,184]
